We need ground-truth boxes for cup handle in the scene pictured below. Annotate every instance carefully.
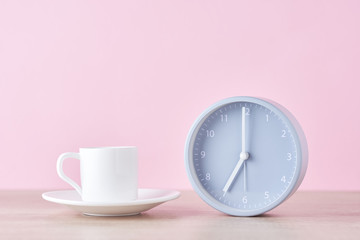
[56,152,82,196]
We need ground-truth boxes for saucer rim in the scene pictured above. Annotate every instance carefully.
[42,188,181,207]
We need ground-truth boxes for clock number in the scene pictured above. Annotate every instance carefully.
[200,151,206,158]
[281,130,287,138]
[205,173,211,181]
[287,153,292,161]
[281,176,286,183]
[242,196,248,204]
[245,108,250,115]
[266,114,269,122]
[206,130,215,138]
[264,191,270,199]
[220,114,228,122]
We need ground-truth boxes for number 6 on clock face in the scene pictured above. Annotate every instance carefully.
[185,96,308,216]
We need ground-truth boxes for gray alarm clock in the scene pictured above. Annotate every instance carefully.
[185,96,308,216]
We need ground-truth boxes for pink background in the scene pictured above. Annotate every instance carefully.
[1,1,359,191]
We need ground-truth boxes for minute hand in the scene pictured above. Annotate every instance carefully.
[242,106,246,154]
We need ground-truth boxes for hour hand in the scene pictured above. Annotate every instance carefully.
[222,152,249,196]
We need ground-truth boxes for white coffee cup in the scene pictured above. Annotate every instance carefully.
[57,146,138,203]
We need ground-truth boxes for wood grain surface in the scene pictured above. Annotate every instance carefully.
[0,191,359,240]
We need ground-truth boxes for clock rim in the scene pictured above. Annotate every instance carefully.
[184,96,308,216]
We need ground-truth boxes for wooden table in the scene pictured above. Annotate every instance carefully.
[0,191,359,239]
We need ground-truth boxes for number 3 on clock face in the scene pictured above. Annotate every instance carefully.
[184,96,308,216]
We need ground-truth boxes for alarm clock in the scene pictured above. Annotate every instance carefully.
[184,96,308,216]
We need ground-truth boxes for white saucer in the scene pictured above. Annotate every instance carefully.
[42,189,180,216]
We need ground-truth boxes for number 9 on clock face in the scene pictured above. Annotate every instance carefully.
[184,96,308,216]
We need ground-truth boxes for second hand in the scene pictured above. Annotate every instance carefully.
[242,106,247,193]
[244,161,247,193]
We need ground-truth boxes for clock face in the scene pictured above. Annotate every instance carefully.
[185,97,307,216]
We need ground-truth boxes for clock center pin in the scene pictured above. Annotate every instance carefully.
[240,152,249,160]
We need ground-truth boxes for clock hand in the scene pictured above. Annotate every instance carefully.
[244,161,247,193]
[222,152,249,196]
[223,107,249,196]
[242,106,246,155]
[242,106,247,193]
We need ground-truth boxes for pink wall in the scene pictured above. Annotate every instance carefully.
[1,1,359,191]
